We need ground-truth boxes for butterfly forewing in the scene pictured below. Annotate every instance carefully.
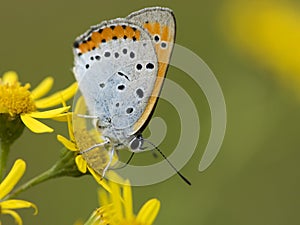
[73,19,158,143]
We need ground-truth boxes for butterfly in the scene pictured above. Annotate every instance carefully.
[72,7,188,182]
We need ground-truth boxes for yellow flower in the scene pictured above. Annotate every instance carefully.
[57,96,119,191]
[221,0,300,97]
[0,71,77,133]
[0,159,37,225]
[86,180,160,225]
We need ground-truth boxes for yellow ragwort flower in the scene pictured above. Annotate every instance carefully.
[86,180,160,225]
[221,0,300,97]
[0,159,37,225]
[0,71,77,133]
[57,96,119,191]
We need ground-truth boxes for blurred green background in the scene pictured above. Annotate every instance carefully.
[1,0,300,224]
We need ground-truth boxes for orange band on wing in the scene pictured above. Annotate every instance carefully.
[143,23,171,41]
[77,26,141,54]
[133,22,174,132]
[161,26,170,41]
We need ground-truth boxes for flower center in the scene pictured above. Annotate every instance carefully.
[0,81,36,115]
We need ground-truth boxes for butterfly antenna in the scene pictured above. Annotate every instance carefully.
[124,152,135,165]
[143,139,191,186]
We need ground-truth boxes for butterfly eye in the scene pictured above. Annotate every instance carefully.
[129,137,142,150]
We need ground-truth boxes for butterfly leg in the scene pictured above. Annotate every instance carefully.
[80,137,110,154]
[76,114,98,119]
[102,145,115,178]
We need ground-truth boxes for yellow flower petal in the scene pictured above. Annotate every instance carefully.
[28,106,70,118]
[136,199,160,225]
[98,188,109,207]
[57,135,78,151]
[0,159,26,199]
[2,71,18,84]
[20,114,53,133]
[1,199,38,215]
[93,181,161,225]
[51,112,71,122]
[1,209,23,225]
[123,180,133,220]
[34,82,78,109]
[88,167,112,193]
[111,181,123,221]
[105,170,125,185]
[75,155,87,173]
[30,77,54,100]
[72,96,88,136]
[74,95,87,114]
[66,112,75,142]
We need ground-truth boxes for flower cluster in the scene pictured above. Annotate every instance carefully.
[0,71,77,224]
[0,71,161,225]
[0,71,76,133]
[85,180,160,225]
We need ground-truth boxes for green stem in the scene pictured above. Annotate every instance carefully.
[5,166,57,199]
[5,149,83,199]
[0,141,10,181]
[0,114,25,181]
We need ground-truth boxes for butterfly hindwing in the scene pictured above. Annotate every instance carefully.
[126,7,176,133]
